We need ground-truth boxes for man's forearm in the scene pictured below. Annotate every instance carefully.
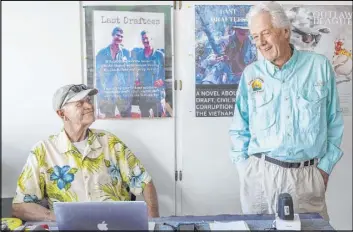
[318,59,344,175]
[12,203,56,222]
[142,181,159,218]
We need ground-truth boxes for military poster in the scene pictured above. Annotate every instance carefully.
[195,5,257,117]
[84,6,173,119]
[283,5,352,116]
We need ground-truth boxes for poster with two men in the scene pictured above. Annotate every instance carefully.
[84,6,172,119]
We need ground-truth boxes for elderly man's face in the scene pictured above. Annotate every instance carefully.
[61,96,95,126]
[250,12,290,63]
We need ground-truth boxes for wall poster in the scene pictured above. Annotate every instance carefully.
[284,5,352,116]
[195,5,257,117]
[84,5,173,119]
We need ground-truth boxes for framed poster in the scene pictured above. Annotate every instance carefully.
[194,5,257,117]
[84,5,173,119]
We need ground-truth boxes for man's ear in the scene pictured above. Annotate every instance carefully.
[56,109,65,120]
[283,28,290,40]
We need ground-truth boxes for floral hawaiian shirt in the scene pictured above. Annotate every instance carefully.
[13,128,152,210]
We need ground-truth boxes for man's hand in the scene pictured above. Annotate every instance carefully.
[236,159,250,180]
[135,79,141,86]
[216,55,229,62]
[149,108,154,118]
[318,168,329,191]
[142,181,159,218]
[154,79,164,87]
[160,99,166,117]
[12,203,56,222]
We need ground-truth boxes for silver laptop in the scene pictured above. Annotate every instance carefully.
[53,201,148,231]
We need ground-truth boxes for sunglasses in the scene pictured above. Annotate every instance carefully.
[114,33,124,38]
[60,84,88,109]
[69,84,88,92]
[292,27,321,46]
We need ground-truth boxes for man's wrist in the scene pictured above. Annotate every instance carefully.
[44,210,55,221]
[317,167,329,175]
[148,206,160,218]
[236,158,250,178]
[317,161,332,175]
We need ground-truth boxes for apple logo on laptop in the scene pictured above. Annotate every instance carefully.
[97,221,108,231]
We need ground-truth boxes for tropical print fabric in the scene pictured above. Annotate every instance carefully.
[13,128,151,210]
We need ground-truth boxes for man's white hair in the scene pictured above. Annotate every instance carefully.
[247,1,291,32]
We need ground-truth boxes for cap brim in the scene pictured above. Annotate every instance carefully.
[66,88,98,103]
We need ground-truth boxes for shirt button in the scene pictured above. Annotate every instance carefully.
[296,96,300,99]
[282,80,285,84]
[84,176,88,179]
[287,133,291,136]
[88,192,91,196]
[285,97,289,101]
[287,115,290,119]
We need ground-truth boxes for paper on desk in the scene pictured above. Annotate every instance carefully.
[149,222,156,231]
[24,222,58,231]
[209,221,250,231]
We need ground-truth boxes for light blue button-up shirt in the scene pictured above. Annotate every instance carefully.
[229,45,344,174]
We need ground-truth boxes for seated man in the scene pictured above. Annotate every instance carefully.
[12,84,159,221]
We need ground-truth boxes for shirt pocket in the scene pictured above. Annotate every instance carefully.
[250,90,276,132]
[297,88,327,133]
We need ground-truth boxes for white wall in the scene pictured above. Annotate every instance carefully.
[2,1,352,230]
[2,1,82,195]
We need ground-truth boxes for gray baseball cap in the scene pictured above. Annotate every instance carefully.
[53,84,98,111]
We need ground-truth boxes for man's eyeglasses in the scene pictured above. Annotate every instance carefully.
[69,84,88,93]
[60,84,88,109]
[292,27,321,46]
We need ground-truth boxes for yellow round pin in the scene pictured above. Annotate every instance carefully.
[1,218,23,230]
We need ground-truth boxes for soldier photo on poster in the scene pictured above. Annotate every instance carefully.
[195,5,257,117]
[84,6,173,119]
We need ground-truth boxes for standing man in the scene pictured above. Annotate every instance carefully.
[133,30,166,117]
[229,1,343,221]
[96,27,134,118]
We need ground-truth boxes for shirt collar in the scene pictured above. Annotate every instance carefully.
[143,47,156,58]
[57,128,102,155]
[265,43,298,75]
[105,44,124,56]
